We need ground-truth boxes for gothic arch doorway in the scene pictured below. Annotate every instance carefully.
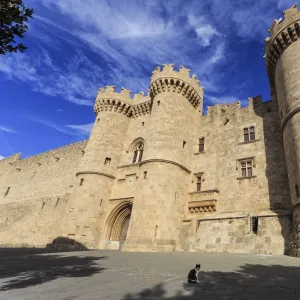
[106,202,132,249]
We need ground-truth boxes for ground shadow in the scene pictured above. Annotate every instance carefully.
[122,263,300,300]
[0,241,106,291]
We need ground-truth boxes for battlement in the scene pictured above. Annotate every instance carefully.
[205,95,276,118]
[149,64,204,111]
[265,5,300,86]
[267,5,300,39]
[151,64,203,93]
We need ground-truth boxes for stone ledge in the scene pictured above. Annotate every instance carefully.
[194,152,206,155]
[109,197,134,202]
[238,139,260,145]
[236,176,257,180]
[188,189,219,195]
[76,171,116,179]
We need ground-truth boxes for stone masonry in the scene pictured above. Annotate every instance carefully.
[0,5,299,256]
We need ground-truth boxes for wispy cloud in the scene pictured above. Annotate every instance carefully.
[0,126,17,134]
[30,117,93,138]
[0,155,5,160]
[66,123,94,137]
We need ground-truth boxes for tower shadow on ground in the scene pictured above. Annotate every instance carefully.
[0,237,106,291]
[122,264,300,300]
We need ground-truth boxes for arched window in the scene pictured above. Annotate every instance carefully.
[132,142,144,163]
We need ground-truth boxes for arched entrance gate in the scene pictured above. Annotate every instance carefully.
[106,201,132,249]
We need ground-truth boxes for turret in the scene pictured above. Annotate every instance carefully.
[122,64,204,252]
[65,86,132,248]
[265,5,300,257]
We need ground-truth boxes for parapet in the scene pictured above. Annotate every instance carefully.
[94,85,152,118]
[149,64,204,111]
[265,5,300,86]
[205,95,276,118]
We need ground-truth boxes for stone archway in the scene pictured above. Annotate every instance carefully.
[106,202,132,249]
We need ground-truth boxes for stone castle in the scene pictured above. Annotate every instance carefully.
[1,5,300,256]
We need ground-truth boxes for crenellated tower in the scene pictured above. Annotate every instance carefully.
[265,4,300,257]
[64,86,132,248]
[122,64,204,252]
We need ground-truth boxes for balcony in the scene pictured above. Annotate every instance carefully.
[188,190,219,214]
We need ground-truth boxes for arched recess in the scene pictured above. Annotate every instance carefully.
[128,137,146,164]
[106,201,133,244]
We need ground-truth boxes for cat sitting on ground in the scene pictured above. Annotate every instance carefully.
[187,263,201,283]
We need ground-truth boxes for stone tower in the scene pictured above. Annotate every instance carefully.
[265,4,300,257]
[66,86,132,248]
[122,64,204,251]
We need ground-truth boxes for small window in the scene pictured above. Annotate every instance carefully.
[142,122,145,126]
[199,138,205,152]
[183,140,186,148]
[55,198,60,207]
[196,175,202,192]
[251,216,258,234]
[132,142,144,163]
[80,178,84,186]
[243,127,255,142]
[241,160,253,178]
[104,157,111,165]
[4,187,10,197]
[41,202,45,209]
[97,118,100,123]
[144,171,147,179]
[157,100,160,106]
[296,184,300,198]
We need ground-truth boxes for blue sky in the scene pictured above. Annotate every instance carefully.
[0,0,297,159]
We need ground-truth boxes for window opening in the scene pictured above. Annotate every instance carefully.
[4,187,10,197]
[199,138,205,152]
[251,217,258,234]
[196,175,202,192]
[144,171,147,179]
[243,127,255,142]
[157,100,160,106]
[80,178,84,186]
[241,161,253,177]
[296,184,300,198]
[104,157,111,165]
[183,140,186,148]
[132,142,144,163]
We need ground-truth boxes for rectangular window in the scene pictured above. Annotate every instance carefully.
[243,127,255,142]
[4,187,10,197]
[241,161,253,177]
[144,171,147,179]
[251,216,258,234]
[104,157,111,165]
[196,176,202,191]
[296,184,300,198]
[80,179,84,186]
[199,138,205,152]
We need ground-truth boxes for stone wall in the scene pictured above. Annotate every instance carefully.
[0,141,86,246]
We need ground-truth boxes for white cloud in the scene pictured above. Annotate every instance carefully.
[66,123,94,137]
[0,155,5,160]
[30,117,92,138]
[188,16,219,46]
[0,48,98,106]
[0,126,17,134]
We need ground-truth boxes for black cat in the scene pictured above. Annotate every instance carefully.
[187,263,201,283]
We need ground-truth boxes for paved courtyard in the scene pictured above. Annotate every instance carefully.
[0,248,299,300]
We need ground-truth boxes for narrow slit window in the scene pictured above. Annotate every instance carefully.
[196,176,202,192]
[104,157,111,165]
[4,187,10,197]
[142,122,145,126]
[80,178,84,186]
[55,198,60,207]
[199,138,205,152]
[41,202,45,210]
[144,171,147,179]
[251,216,258,234]
[183,140,186,148]
[296,184,300,198]
[157,100,160,106]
